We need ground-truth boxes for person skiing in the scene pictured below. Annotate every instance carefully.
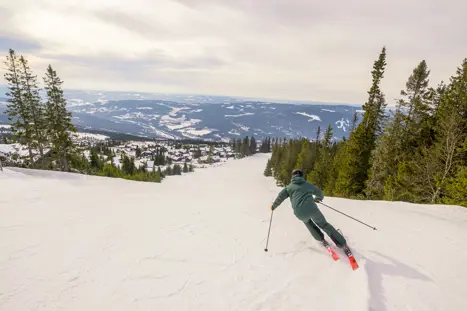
[270,169,350,254]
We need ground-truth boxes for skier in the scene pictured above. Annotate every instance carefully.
[270,169,351,254]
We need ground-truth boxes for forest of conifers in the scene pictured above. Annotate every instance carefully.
[264,47,466,207]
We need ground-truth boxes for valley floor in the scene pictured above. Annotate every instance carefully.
[1,154,467,310]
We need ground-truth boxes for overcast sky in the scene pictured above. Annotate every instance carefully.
[0,0,466,105]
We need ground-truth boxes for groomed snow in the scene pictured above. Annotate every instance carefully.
[1,154,467,310]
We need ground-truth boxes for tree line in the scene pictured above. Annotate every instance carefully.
[4,49,77,170]
[266,47,466,207]
[230,136,272,157]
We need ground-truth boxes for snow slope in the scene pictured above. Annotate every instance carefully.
[1,154,467,310]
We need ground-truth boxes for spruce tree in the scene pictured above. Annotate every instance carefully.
[249,136,257,155]
[334,47,387,198]
[398,60,433,152]
[3,49,34,163]
[429,59,467,203]
[264,159,272,176]
[365,108,405,199]
[43,64,77,171]
[295,139,314,177]
[366,60,433,200]
[308,125,334,188]
[19,55,47,167]
[241,136,250,157]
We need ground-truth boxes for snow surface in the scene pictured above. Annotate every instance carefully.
[1,154,467,310]
[335,118,350,132]
[0,144,16,154]
[224,113,255,118]
[295,112,322,121]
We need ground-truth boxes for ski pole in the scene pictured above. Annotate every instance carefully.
[318,202,377,231]
[264,210,274,252]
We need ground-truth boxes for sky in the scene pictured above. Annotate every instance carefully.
[0,0,466,106]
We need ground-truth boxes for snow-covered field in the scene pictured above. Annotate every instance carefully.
[1,154,467,310]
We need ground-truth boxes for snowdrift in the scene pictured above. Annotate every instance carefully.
[1,154,466,310]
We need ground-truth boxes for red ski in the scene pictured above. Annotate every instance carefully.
[322,241,340,261]
[337,229,359,270]
[346,253,359,270]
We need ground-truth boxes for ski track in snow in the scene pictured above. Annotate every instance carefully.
[1,154,467,310]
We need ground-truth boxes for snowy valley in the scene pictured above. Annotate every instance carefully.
[0,89,365,142]
[1,153,466,311]
[0,129,251,181]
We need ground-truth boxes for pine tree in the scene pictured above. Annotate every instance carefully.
[264,159,272,176]
[43,64,77,171]
[308,125,334,188]
[366,60,433,200]
[173,164,182,175]
[397,60,433,152]
[428,59,467,203]
[295,139,314,177]
[3,49,35,164]
[241,136,250,157]
[334,46,387,198]
[18,55,47,167]
[365,108,405,199]
[249,136,257,155]
[183,162,188,173]
[350,112,359,133]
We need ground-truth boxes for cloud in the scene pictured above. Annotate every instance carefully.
[0,0,466,105]
[0,36,41,52]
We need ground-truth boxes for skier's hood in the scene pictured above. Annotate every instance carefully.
[291,175,306,184]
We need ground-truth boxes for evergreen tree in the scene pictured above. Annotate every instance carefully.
[43,64,77,171]
[264,159,272,176]
[183,162,189,173]
[294,139,314,177]
[334,46,387,198]
[173,164,182,175]
[365,108,405,199]
[324,139,346,195]
[241,136,250,157]
[308,125,334,188]
[398,60,434,152]
[19,55,47,167]
[4,49,34,164]
[249,136,257,155]
[366,60,433,200]
[428,59,467,204]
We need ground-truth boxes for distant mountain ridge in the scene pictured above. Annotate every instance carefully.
[0,87,365,141]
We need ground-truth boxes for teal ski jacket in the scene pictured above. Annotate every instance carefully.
[271,175,324,221]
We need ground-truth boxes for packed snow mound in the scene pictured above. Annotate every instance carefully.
[1,154,467,311]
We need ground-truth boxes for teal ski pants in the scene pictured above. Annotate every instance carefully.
[304,208,347,248]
